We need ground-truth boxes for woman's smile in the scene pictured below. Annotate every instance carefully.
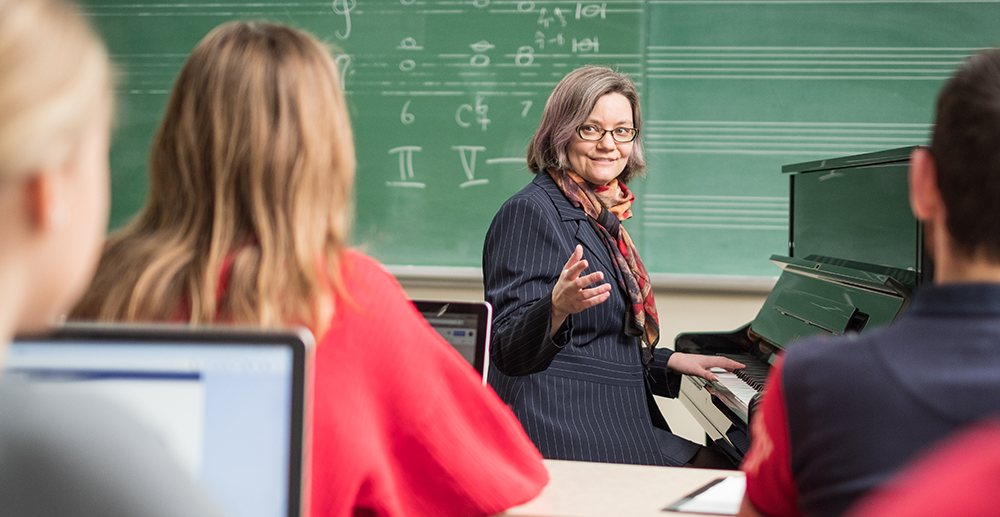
[567,92,633,186]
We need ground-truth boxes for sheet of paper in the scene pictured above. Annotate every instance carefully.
[663,476,746,515]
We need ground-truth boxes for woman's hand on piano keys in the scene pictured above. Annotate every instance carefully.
[666,352,745,382]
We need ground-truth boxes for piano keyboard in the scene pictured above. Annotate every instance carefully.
[711,369,759,408]
[719,352,770,389]
[709,352,771,410]
[677,343,771,460]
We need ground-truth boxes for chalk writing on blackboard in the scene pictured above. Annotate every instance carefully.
[334,54,351,86]
[537,7,567,28]
[453,146,489,188]
[573,38,599,53]
[456,97,491,131]
[576,3,606,19]
[398,37,423,50]
[388,146,425,188]
[400,101,414,125]
[470,40,494,67]
[535,32,565,49]
[331,0,354,40]
[515,46,534,66]
[486,158,524,165]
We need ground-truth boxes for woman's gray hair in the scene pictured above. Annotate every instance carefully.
[526,65,645,183]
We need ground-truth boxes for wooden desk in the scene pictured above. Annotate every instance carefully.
[503,459,743,517]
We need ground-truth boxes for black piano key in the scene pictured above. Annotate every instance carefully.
[717,352,771,391]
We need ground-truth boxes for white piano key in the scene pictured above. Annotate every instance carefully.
[713,372,758,408]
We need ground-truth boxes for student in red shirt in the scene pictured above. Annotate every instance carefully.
[71,21,547,517]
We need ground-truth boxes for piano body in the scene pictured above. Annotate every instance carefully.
[676,147,933,463]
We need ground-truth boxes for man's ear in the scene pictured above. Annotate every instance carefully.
[23,170,68,232]
[909,147,943,223]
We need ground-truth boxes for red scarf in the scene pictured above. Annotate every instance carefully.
[547,169,660,364]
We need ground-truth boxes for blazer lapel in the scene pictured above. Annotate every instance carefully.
[534,173,618,275]
[574,221,617,276]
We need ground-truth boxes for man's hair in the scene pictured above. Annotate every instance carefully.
[932,48,1000,261]
[526,65,646,183]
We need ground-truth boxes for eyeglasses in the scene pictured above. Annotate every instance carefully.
[577,124,638,143]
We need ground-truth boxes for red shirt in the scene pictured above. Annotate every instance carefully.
[741,355,801,517]
[308,250,547,516]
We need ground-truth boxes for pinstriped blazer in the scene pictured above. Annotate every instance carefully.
[483,172,702,466]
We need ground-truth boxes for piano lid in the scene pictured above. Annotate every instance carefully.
[743,146,930,351]
[748,254,914,350]
[784,145,930,284]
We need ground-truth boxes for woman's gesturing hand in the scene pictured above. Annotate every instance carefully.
[550,245,612,336]
[666,352,745,383]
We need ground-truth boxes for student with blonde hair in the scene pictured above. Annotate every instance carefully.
[72,21,548,516]
[0,0,224,514]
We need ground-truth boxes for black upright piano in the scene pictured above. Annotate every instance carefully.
[676,147,933,463]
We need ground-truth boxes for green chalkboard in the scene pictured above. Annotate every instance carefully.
[84,1,1000,279]
[87,0,643,269]
[632,1,1000,277]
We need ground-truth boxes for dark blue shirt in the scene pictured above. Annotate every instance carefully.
[781,283,1000,517]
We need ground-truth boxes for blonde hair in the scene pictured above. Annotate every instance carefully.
[0,0,110,180]
[73,21,356,336]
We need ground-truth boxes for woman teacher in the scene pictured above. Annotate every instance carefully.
[484,65,743,467]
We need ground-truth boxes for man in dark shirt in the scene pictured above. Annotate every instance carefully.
[739,48,1000,517]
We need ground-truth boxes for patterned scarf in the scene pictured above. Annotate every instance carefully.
[547,169,660,364]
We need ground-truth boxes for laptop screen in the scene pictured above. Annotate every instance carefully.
[412,301,491,385]
[7,324,311,517]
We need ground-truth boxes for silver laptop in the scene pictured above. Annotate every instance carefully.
[7,323,312,517]
[412,301,492,386]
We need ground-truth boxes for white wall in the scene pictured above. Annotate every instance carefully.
[399,277,768,445]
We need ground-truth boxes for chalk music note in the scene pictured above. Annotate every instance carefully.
[332,0,355,40]
[572,37,599,53]
[469,40,494,67]
[398,37,423,50]
[470,40,495,52]
[576,2,607,19]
